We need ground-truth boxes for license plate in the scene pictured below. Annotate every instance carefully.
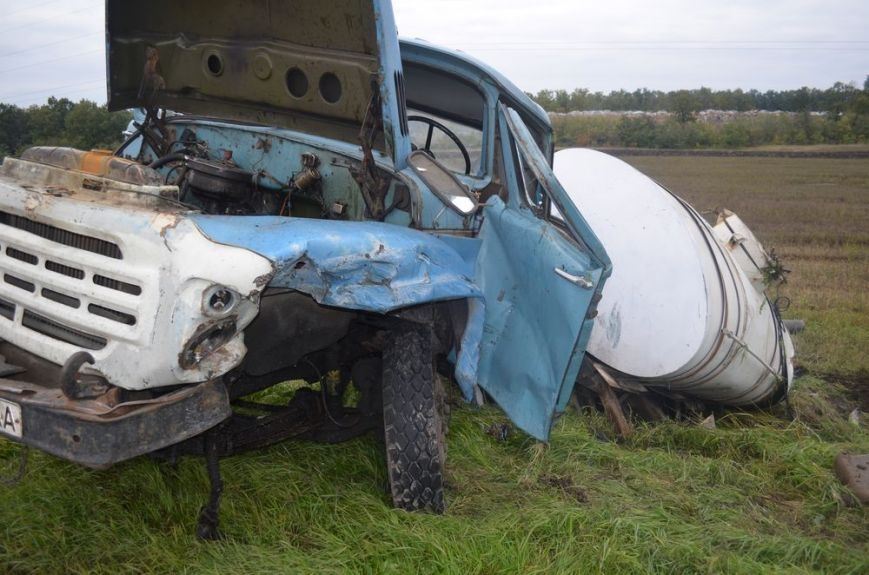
[0,398,22,438]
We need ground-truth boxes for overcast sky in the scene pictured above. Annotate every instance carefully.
[0,0,866,107]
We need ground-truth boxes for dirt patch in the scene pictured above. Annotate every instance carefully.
[484,422,511,442]
[539,474,589,503]
[834,453,869,504]
[818,372,869,411]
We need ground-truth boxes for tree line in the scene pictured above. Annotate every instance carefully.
[1,81,867,157]
[0,97,131,158]
[530,78,869,116]
[534,79,868,148]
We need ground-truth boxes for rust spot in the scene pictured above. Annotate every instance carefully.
[255,138,272,153]
[254,272,273,289]
[157,214,181,238]
[138,45,166,102]
[24,193,43,213]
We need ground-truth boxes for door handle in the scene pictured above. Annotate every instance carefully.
[554,267,594,289]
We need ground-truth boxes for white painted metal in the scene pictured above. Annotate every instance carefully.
[554,149,794,405]
[0,398,22,438]
[712,210,773,293]
[0,157,273,390]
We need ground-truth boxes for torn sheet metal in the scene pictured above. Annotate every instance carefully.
[190,216,481,314]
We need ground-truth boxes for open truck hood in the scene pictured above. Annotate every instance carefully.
[106,0,410,164]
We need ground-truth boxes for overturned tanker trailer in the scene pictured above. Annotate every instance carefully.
[555,149,795,415]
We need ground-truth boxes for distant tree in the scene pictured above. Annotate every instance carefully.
[63,100,131,150]
[569,88,590,111]
[530,81,867,115]
[670,90,698,123]
[0,103,28,156]
[26,97,75,146]
[0,98,131,158]
[553,90,571,113]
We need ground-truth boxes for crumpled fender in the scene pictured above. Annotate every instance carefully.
[190,216,481,313]
[190,216,484,400]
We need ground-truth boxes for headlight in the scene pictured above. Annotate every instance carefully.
[203,285,238,317]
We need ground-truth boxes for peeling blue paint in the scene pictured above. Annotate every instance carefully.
[190,216,481,314]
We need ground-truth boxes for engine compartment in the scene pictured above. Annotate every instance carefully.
[118,116,416,223]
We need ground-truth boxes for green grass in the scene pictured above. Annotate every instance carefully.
[0,398,866,574]
[1,156,867,574]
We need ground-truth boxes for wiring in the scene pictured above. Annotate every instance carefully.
[302,358,359,429]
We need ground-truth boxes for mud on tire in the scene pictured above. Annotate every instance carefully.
[382,326,446,513]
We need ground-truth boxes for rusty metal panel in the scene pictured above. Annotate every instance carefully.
[106,0,411,165]
[0,378,231,469]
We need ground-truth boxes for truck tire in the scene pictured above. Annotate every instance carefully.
[382,326,446,513]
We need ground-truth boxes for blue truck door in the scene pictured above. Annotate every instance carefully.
[474,106,611,441]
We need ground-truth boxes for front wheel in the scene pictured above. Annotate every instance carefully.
[381,326,446,513]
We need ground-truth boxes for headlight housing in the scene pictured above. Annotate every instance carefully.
[203,285,239,317]
[179,318,238,369]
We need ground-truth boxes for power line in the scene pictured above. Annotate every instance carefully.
[4,0,68,19]
[0,48,102,74]
[456,40,869,52]
[12,85,106,107]
[464,46,869,53]
[0,79,104,101]
[0,31,101,59]
[457,40,869,45]
[1,2,101,35]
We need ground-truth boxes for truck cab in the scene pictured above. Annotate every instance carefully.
[0,0,609,528]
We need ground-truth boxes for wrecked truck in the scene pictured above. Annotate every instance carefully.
[0,0,611,536]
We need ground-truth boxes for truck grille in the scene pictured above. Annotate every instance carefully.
[22,309,108,350]
[0,211,142,355]
[0,297,14,320]
[0,210,123,260]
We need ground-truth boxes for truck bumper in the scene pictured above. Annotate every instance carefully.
[0,377,231,469]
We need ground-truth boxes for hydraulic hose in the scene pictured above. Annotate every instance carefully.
[149,152,191,170]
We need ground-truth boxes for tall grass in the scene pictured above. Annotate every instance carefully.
[0,391,865,574]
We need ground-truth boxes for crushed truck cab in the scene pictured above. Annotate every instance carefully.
[0,0,610,522]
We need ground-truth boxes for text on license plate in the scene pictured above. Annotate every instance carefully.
[0,399,22,438]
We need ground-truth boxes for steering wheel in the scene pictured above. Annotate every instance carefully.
[407,115,472,175]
